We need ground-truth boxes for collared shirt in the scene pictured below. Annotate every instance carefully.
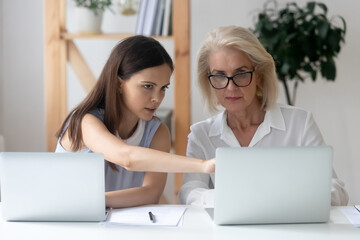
[179,103,348,206]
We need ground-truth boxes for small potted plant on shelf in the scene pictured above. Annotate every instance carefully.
[73,0,113,34]
[252,0,346,105]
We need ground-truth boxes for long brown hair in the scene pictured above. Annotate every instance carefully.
[56,36,174,162]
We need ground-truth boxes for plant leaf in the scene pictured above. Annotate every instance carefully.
[316,2,328,15]
[251,0,345,95]
[307,2,316,13]
[321,58,336,80]
[317,19,329,40]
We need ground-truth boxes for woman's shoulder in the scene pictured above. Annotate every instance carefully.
[151,122,170,142]
[274,103,314,126]
[276,103,311,117]
[88,108,105,122]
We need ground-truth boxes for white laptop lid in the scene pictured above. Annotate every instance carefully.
[214,146,332,225]
[0,152,106,222]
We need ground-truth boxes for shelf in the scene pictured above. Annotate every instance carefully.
[61,32,173,40]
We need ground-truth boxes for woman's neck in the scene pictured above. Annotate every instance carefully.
[226,100,265,147]
[117,108,139,140]
[226,100,265,131]
[118,121,138,140]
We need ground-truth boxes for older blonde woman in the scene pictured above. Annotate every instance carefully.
[179,25,348,206]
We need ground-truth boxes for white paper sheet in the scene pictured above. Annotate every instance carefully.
[107,205,187,227]
[341,206,360,228]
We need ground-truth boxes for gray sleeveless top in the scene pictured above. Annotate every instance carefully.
[55,108,161,192]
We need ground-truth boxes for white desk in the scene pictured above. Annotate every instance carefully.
[0,205,359,240]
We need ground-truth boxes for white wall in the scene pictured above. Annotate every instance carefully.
[0,0,4,137]
[1,0,359,204]
[1,0,45,151]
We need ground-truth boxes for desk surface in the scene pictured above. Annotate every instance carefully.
[0,205,359,240]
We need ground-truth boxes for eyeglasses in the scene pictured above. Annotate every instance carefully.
[208,71,253,89]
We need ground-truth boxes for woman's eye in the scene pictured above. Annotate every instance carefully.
[161,85,169,91]
[143,85,153,89]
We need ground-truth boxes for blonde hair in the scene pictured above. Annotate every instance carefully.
[197,25,278,112]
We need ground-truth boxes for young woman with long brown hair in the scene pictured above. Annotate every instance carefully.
[55,36,215,208]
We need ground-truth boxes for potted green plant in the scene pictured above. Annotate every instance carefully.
[252,1,346,105]
[73,0,113,33]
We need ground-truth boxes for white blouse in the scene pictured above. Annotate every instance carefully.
[179,103,348,206]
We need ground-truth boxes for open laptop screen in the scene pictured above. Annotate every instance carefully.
[214,146,332,225]
[0,152,106,221]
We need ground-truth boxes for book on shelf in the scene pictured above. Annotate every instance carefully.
[161,0,172,36]
[153,0,166,36]
[135,0,172,36]
[135,0,148,35]
[142,0,159,36]
[167,1,172,36]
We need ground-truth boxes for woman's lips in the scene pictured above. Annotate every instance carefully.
[145,108,156,114]
[225,97,241,102]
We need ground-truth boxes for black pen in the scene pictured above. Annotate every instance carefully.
[148,211,156,223]
[355,205,360,213]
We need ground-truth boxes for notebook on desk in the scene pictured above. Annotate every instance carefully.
[0,152,107,222]
[213,146,332,225]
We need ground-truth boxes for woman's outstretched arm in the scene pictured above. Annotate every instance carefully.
[81,113,215,173]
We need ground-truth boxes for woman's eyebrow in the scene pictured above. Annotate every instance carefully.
[141,81,156,85]
[233,66,252,72]
[209,69,226,75]
[141,81,170,88]
[210,66,252,75]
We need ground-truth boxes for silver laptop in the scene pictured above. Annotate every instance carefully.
[214,146,332,225]
[0,152,106,221]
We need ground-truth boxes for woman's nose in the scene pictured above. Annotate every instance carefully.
[226,79,238,90]
[151,91,163,103]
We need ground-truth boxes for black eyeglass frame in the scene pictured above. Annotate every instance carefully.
[207,71,254,89]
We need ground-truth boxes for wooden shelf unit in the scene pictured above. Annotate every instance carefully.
[44,0,189,198]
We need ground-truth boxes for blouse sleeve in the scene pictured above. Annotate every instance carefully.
[303,112,349,205]
[178,132,214,207]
